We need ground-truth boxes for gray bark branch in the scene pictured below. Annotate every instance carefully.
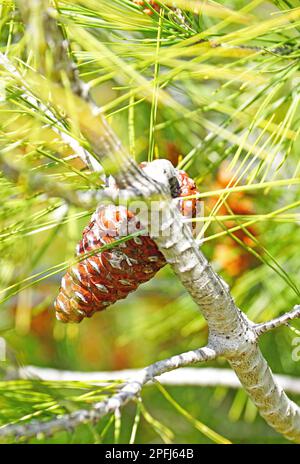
[0,347,216,440]
[255,306,300,336]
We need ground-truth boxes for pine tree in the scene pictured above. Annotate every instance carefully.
[0,0,300,444]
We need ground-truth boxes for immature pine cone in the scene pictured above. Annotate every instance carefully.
[54,164,199,323]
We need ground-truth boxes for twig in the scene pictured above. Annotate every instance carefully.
[255,305,300,336]
[0,346,216,440]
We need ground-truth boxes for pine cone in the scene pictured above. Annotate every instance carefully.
[54,165,199,323]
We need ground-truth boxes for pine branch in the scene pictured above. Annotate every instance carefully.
[0,154,100,208]
[255,305,300,336]
[15,0,142,186]
[0,346,216,440]
[0,52,103,175]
